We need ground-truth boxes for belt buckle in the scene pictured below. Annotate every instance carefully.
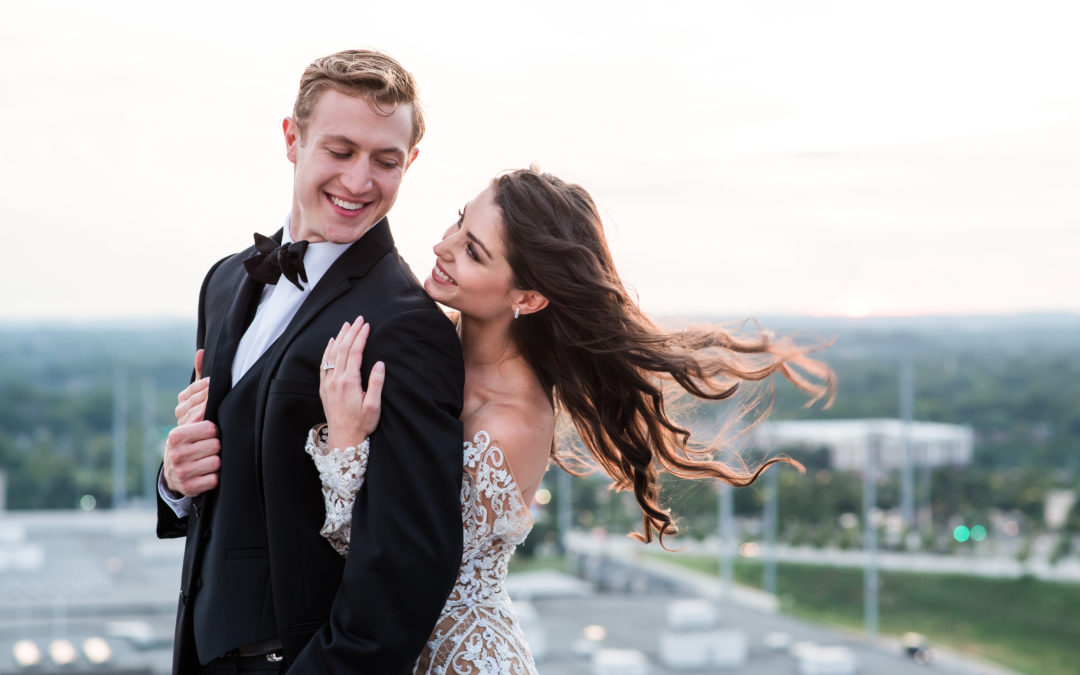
[265,651,284,663]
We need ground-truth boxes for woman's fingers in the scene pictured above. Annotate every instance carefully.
[320,318,381,448]
[194,349,204,381]
[348,322,371,376]
[320,316,373,417]
[334,316,364,376]
[320,336,336,382]
[363,361,385,419]
[348,360,384,440]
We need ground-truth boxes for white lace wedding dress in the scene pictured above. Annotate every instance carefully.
[306,427,539,674]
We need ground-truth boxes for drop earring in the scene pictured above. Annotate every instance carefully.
[513,307,520,319]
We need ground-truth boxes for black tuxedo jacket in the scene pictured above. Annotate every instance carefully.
[157,220,465,673]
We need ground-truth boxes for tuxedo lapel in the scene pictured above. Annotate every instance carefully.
[190,242,263,530]
[204,254,265,426]
[251,219,396,452]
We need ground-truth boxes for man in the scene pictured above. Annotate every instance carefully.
[157,50,465,673]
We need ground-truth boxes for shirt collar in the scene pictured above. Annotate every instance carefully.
[283,213,352,288]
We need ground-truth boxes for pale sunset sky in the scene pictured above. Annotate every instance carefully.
[3,0,1077,320]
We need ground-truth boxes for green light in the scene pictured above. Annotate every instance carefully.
[971,525,987,541]
[953,525,971,542]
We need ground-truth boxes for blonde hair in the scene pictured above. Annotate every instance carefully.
[293,49,425,147]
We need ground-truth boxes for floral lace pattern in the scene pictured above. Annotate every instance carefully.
[305,429,537,674]
[304,426,369,557]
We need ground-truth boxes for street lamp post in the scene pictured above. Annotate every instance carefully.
[900,354,915,530]
[557,467,572,554]
[763,464,778,596]
[112,367,128,509]
[141,378,157,506]
[718,482,735,603]
[863,432,880,642]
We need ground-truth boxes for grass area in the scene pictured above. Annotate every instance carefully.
[507,554,569,575]
[649,553,1080,675]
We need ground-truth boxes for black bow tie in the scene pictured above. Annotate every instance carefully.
[243,233,310,291]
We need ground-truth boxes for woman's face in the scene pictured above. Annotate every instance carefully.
[424,186,518,320]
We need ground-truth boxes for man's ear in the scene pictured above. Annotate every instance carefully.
[404,146,419,172]
[511,289,549,317]
[283,117,300,164]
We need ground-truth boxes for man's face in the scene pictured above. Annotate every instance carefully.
[284,89,418,244]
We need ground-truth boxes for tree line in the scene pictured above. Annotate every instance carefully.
[1,316,1078,544]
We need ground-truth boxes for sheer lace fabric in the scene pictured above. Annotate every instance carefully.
[305,425,369,557]
[305,429,538,674]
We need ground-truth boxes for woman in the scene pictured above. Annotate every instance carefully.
[308,167,835,674]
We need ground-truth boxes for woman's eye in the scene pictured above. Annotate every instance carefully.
[329,150,351,159]
[456,210,465,228]
[466,243,480,262]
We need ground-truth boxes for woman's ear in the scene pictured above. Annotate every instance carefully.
[511,289,549,317]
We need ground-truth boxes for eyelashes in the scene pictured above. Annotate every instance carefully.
[456,209,480,262]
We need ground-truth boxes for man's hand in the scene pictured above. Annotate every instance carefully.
[163,421,221,497]
[175,349,209,426]
[163,349,220,497]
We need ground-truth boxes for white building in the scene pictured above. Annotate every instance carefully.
[752,419,974,472]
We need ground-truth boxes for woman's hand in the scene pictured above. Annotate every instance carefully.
[175,349,208,425]
[320,316,385,451]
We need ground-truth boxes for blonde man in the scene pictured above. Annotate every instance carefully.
[157,50,464,673]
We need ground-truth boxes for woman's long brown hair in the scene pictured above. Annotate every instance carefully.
[494,168,835,545]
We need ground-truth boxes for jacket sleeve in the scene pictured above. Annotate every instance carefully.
[290,307,465,673]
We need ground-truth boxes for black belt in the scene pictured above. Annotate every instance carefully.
[202,650,284,674]
[221,637,284,660]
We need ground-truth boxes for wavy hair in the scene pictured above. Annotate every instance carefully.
[293,48,425,147]
[493,168,835,545]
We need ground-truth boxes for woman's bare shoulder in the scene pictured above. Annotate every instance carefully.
[463,397,554,501]
[466,400,551,446]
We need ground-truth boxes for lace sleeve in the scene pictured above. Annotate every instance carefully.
[305,425,370,557]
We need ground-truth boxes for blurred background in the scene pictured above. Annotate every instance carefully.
[2,1,1078,673]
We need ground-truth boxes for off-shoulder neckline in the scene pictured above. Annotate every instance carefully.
[466,430,535,527]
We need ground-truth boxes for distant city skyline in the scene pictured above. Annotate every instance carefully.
[3,0,1078,320]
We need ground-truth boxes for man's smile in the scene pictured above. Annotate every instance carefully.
[327,193,371,213]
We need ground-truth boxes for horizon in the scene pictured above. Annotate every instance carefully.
[3,310,1078,329]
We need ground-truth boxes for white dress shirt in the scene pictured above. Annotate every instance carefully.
[160,215,352,517]
[231,220,351,385]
